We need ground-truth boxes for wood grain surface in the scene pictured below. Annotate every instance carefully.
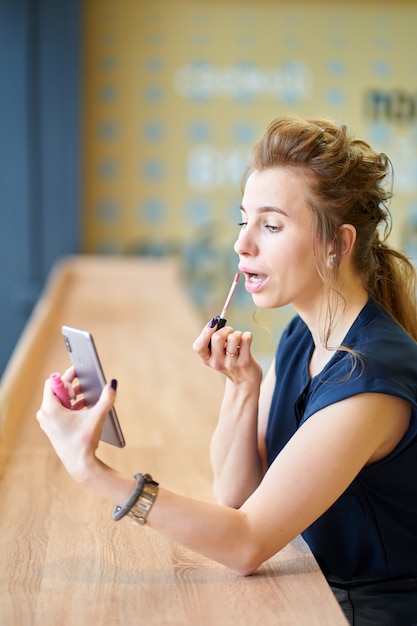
[0,256,347,625]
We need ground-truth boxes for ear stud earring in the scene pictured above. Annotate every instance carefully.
[328,254,336,267]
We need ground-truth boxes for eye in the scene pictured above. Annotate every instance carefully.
[266,224,281,233]
[238,221,247,229]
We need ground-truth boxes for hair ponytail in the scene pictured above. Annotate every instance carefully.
[369,238,417,340]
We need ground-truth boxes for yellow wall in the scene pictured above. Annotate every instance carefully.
[82,0,417,361]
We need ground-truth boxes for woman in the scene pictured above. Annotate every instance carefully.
[37,116,417,625]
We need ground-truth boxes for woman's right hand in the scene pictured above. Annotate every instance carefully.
[192,320,263,388]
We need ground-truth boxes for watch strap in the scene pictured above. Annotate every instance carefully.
[126,474,159,526]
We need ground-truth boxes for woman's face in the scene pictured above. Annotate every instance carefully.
[234,167,324,312]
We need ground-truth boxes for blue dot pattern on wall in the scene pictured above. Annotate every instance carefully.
[98,159,119,179]
[98,121,119,140]
[98,85,117,101]
[325,88,346,107]
[142,122,165,141]
[185,198,212,226]
[140,160,165,181]
[187,122,212,142]
[97,199,120,221]
[373,60,391,77]
[232,122,257,143]
[139,198,167,224]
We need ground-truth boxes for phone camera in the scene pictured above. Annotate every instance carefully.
[63,335,72,353]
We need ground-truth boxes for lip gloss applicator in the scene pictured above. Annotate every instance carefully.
[214,272,240,331]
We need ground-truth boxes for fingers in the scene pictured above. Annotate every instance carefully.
[225,330,252,360]
[39,373,117,417]
[193,321,234,361]
[96,379,118,414]
[224,330,243,357]
[66,377,118,414]
[77,379,118,437]
[61,366,76,383]
[193,316,255,376]
[61,367,82,399]
[37,377,118,447]
[192,319,220,360]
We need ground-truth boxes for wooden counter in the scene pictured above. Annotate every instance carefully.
[0,256,347,625]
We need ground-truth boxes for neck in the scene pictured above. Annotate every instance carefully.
[299,280,368,378]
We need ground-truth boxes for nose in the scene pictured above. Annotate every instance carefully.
[234,226,256,257]
[233,238,243,256]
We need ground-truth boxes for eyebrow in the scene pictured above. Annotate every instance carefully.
[239,205,289,218]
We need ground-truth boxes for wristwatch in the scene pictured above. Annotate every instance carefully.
[126,475,159,526]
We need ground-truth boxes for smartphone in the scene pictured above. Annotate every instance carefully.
[61,325,125,448]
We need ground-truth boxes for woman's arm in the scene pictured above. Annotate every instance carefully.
[37,372,410,577]
[146,392,411,575]
[209,359,276,507]
[193,322,265,506]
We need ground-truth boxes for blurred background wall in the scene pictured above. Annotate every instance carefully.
[0,0,80,375]
[1,0,417,374]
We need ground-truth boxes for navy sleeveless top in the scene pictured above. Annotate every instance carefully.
[266,299,417,584]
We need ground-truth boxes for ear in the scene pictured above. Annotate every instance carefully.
[339,224,357,260]
[327,224,357,267]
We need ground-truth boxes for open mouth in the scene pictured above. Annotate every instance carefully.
[246,272,266,284]
[242,272,268,293]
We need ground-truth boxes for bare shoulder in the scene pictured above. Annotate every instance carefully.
[353,393,411,465]
[302,392,411,463]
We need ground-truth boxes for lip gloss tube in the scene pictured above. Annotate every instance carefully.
[50,372,72,409]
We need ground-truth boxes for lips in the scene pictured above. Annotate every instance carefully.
[239,267,268,293]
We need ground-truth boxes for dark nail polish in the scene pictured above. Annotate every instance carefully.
[110,379,118,391]
[208,317,218,329]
